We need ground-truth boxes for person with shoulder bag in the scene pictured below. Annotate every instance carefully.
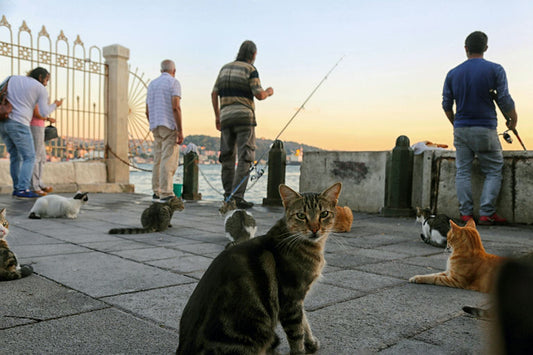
[0,67,62,198]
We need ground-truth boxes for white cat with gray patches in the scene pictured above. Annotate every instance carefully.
[415,207,450,248]
[29,192,89,219]
[224,209,257,249]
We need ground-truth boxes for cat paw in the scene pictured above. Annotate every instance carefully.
[20,264,34,277]
[304,336,320,353]
[408,276,419,283]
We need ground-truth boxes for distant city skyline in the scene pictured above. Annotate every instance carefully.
[1,0,532,152]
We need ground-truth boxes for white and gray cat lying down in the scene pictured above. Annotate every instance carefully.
[29,192,88,219]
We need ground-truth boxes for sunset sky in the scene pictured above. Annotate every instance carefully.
[2,0,532,151]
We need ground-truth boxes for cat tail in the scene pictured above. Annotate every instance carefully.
[28,212,41,219]
[0,265,33,281]
[462,306,491,319]
[108,227,153,234]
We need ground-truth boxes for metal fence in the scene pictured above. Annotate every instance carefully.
[0,15,106,160]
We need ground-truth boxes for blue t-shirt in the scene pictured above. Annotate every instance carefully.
[442,58,515,129]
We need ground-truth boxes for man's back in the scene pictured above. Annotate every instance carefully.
[443,58,514,128]
[146,72,181,130]
[7,76,48,125]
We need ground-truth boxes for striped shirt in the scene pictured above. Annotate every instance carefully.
[146,72,181,131]
[213,61,264,128]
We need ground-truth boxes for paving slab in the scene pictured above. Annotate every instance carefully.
[28,251,194,298]
[0,193,531,354]
[1,308,178,354]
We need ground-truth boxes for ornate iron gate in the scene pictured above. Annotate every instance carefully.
[0,15,107,160]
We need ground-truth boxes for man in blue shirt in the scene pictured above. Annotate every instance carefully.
[442,31,518,225]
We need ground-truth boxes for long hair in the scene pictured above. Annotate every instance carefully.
[27,67,49,84]
[236,40,257,63]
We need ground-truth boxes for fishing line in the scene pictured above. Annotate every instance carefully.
[224,55,345,203]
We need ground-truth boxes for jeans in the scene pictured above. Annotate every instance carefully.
[31,125,46,191]
[151,126,179,198]
[0,119,36,191]
[219,125,255,200]
[454,126,503,217]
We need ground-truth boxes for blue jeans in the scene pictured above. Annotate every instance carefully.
[454,126,503,217]
[0,120,36,191]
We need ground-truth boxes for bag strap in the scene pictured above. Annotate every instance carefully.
[0,76,11,99]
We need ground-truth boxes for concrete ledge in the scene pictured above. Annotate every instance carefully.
[300,151,389,213]
[301,149,533,223]
[0,160,134,194]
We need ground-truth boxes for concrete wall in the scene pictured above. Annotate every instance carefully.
[416,150,533,224]
[0,160,133,194]
[300,149,533,223]
[300,151,389,213]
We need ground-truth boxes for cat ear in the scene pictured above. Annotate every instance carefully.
[465,218,476,228]
[0,208,5,217]
[321,182,342,204]
[449,219,459,230]
[279,184,301,207]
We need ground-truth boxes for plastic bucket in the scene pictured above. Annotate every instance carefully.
[173,183,183,197]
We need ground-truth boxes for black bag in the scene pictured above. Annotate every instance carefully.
[44,123,58,141]
[0,77,12,121]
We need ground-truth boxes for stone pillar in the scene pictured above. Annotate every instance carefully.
[182,151,202,200]
[382,135,415,217]
[263,140,286,206]
[103,44,130,183]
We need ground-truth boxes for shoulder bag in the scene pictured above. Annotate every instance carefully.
[0,77,12,121]
[44,123,58,141]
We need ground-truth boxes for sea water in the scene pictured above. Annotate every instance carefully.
[130,164,301,204]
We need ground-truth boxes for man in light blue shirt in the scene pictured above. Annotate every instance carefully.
[146,60,184,202]
[442,31,518,225]
[0,67,62,198]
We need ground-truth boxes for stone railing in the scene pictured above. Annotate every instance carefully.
[300,149,533,224]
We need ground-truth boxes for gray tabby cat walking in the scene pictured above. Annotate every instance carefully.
[177,183,342,355]
[415,207,450,248]
[224,209,257,249]
[109,197,184,234]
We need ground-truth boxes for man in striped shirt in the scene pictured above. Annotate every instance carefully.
[212,40,274,209]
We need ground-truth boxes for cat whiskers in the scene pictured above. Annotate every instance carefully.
[326,231,349,251]
[276,232,305,255]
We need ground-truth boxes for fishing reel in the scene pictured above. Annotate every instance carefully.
[250,167,265,181]
[499,130,513,144]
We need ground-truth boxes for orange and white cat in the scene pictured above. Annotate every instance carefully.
[333,205,353,233]
[409,218,504,293]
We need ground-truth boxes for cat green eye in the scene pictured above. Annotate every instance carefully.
[296,213,306,220]
[320,211,329,218]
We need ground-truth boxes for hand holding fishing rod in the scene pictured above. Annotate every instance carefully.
[489,89,526,151]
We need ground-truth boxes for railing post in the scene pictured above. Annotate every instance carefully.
[182,151,202,200]
[382,135,415,217]
[263,140,286,206]
[103,44,130,184]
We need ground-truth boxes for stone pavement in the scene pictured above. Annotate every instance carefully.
[1,192,532,354]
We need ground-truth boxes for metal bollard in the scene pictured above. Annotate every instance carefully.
[182,151,202,200]
[262,140,286,206]
[382,135,414,217]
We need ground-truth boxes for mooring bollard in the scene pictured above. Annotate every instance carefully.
[263,140,286,206]
[382,135,414,217]
[182,151,202,200]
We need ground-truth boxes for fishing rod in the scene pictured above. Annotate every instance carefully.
[224,55,345,204]
[489,89,527,151]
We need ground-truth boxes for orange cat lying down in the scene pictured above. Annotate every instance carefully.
[334,205,353,233]
[409,219,504,293]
